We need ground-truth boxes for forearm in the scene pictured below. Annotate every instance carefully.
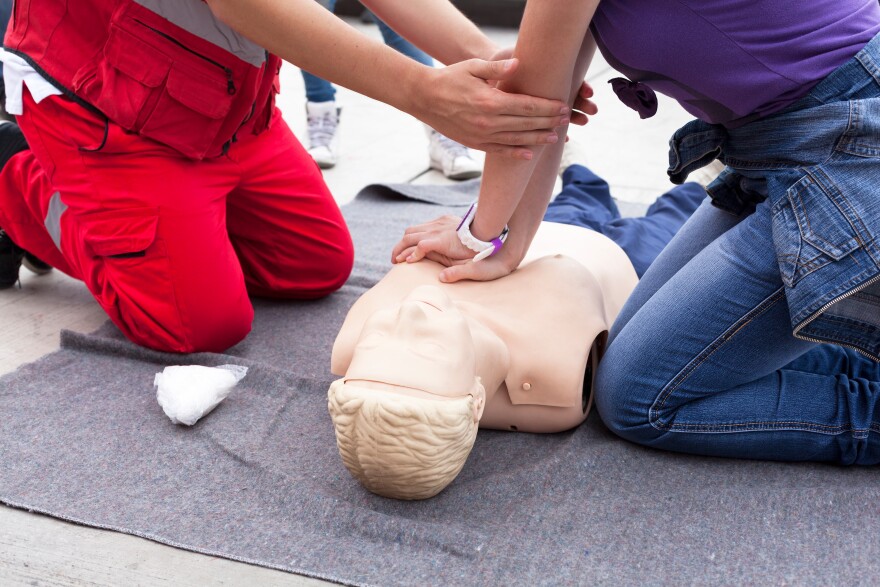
[470,0,600,247]
[497,143,564,264]
[205,0,426,115]
[361,0,498,64]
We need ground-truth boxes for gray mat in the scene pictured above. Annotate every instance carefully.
[1,181,877,586]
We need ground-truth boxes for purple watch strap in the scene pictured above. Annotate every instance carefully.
[456,204,476,231]
[489,237,504,256]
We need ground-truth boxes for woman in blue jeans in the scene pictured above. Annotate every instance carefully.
[393,0,880,465]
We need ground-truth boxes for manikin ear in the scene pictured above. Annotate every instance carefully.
[471,377,486,423]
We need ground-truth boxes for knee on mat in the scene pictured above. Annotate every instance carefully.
[306,240,354,295]
[265,239,354,299]
[117,302,254,355]
[183,308,254,353]
[594,343,664,447]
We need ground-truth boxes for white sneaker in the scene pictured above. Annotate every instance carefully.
[305,100,340,169]
[426,127,482,180]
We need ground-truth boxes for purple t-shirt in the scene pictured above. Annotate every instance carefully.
[590,0,880,126]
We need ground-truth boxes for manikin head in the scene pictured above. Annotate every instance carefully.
[327,285,486,500]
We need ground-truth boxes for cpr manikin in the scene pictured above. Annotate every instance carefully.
[328,221,638,500]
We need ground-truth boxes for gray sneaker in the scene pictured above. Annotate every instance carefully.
[305,100,340,169]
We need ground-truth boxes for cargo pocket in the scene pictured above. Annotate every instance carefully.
[770,171,862,288]
[80,207,159,259]
[77,207,187,349]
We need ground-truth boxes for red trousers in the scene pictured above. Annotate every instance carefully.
[0,93,354,353]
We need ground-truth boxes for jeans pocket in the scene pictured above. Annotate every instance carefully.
[771,171,863,288]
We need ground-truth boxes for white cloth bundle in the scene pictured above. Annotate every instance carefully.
[154,364,248,425]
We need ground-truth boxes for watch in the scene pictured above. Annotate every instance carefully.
[456,201,509,262]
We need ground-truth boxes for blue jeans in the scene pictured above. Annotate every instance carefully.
[544,165,705,277]
[595,148,880,463]
[301,1,433,103]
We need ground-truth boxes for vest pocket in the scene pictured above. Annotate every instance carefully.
[93,25,172,130]
[139,64,233,160]
[90,21,236,160]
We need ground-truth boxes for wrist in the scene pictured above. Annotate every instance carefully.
[398,63,434,119]
[505,234,527,262]
[471,212,506,243]
[493,237,526,271]
[474,40,502,62]
[457,202,509,262]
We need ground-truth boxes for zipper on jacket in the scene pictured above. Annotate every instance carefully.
[221,132,240,156]
[134,19,236,95]
[793,272,880,361]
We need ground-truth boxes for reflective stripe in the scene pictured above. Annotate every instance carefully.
[134,0,266,67]
[44,191,66,250]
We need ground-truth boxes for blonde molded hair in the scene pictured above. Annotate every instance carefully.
[327,378,485,500]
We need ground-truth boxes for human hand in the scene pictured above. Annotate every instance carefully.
[411,59,571,160]
[487,47,598,127]
[391,215,475,267]
[391,214,523,283]
[571,81,599,125]
[436,253,518,283]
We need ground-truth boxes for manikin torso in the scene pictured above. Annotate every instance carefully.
[331,221,638,433]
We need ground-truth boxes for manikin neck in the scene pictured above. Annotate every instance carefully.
[463,314,509,400]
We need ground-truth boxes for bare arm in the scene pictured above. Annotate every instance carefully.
[361,0,498,64]
[205,0,573,156]
[392,0,602,280]
[465,26,599,280]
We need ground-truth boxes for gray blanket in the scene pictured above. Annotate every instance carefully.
[0,182,876,586]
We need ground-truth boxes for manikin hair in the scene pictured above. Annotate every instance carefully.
[327,378,485,500]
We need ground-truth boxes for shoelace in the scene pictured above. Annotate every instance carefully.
[308,111,338,149]
[433,132,468,159]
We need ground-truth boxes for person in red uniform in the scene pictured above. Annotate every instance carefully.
[0,0,592,353]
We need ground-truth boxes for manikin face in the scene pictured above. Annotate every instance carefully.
[344,285,478,399]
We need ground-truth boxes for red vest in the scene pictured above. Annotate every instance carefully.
[5,0,281,160]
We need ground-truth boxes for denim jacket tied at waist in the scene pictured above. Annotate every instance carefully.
[666,33,880,360]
